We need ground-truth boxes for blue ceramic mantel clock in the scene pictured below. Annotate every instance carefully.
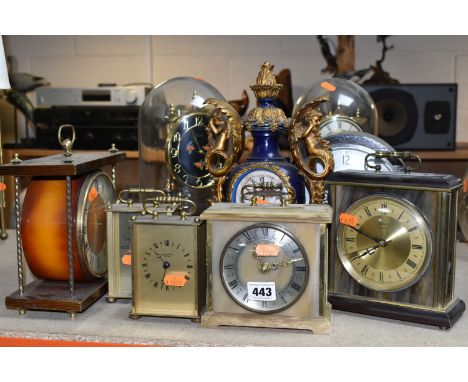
[204,62,333,204]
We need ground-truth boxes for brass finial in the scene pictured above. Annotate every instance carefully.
[250,62,283,99]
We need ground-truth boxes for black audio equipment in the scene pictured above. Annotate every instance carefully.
[362,84,457,150]
[34,106,139,150]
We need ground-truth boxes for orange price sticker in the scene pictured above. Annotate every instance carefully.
[320,81,336,92]
[255,243,280,257]
[164,272,187,287]
[464,179,468,193]
[88,186,98,202]
[0,182,6,191]
[121,251,132,266]
[255,199,269,205]
[339,213,358,227]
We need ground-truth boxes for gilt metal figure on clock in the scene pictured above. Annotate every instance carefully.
[205,62,333,204]
[0,125,125,318]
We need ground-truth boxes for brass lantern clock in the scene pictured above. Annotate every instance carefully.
[326,152,465,328]
[200,200,333,333]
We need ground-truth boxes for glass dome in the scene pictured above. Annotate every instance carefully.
[138,77,225,192]
[292,78,378,136]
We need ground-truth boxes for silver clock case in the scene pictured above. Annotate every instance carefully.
[201,203,333,333]
[327,170,462,311]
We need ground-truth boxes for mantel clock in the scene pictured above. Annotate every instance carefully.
[326,151,465,328]
[0,125,125,318]
[200,198,332,333]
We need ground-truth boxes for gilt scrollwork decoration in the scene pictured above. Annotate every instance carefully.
[288,96,334,203]
[203,98,245,202]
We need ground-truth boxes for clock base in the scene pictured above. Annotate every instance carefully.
[329,294,466,329]
[5,278,108,317]
[201,304,332,334]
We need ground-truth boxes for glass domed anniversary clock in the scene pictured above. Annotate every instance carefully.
[138,77,225,213]
[293,78,378,138]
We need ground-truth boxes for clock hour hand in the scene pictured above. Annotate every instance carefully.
[346,243,380,261]
[191,132,204,154]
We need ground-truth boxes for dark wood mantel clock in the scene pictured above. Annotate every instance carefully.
[0,125,125,318]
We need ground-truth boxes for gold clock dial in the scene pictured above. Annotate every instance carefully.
[336,195,432,292]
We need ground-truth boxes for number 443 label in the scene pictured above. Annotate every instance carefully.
[247,282,276,301]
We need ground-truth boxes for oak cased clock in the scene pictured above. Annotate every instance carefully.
[326,164,465,328]
[200,201,332,333]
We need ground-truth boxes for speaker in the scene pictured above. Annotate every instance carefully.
[362,84,457,150]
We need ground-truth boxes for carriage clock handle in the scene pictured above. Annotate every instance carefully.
[143,196,197,220]
[365,150,422,173]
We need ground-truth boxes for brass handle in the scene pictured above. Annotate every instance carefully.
[143,196,197,220]
[118,188,165,206]
[365,150,421,173]
[58,124,76,160]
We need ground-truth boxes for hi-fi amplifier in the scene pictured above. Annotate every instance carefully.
[35,85,151,107]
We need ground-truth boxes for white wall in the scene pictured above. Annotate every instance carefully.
[3,35,468,142]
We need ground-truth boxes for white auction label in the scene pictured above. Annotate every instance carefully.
[247,282,276,301]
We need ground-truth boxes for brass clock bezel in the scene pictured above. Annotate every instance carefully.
[165,111,214,190]
[76,171,116,279]
[336,193,433,292]
[219,223,309,314]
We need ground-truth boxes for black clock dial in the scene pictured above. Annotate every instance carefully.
[167,112,213,189]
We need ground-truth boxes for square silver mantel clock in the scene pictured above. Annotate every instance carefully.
[200,200,332,334]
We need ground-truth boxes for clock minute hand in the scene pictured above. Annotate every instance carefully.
[343,223,382,244]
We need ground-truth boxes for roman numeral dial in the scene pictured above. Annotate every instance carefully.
[220,224,309,313]
[337,195,432,292]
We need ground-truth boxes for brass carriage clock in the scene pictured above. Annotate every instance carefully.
[0,125,124,318]
[106,185,174,302]
[130,195,206,321]
[201,198,333,333]
[326,151,465,328]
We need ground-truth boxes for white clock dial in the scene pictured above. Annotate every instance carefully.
[320,116,362,138]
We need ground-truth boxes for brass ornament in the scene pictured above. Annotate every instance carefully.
[244,62,288,131]
[289,97,334,203]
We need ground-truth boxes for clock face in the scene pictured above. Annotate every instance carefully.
[336,194,433,292]
[320,116,362,137]
[220,224,308,313]
[167,112,213,189]
[140,238,194,291]
[77,172,115,278]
